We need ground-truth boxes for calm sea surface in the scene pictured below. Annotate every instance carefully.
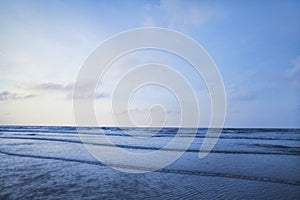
[0,126,299,199]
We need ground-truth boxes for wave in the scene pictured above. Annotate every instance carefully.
[0,150,299,186]
[1,136,299,156]
[1,126,300,141]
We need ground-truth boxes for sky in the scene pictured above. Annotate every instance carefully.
[0,0,299,128]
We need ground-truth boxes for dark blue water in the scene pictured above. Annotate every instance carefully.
[0,126,299,199]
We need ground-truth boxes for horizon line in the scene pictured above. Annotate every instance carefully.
[0,124,299,129]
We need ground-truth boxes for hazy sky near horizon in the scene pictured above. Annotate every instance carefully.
[0,0,299,127]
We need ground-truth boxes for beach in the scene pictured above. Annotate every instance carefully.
[0,126,299,199]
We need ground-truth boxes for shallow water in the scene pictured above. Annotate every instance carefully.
[0,126,300,199]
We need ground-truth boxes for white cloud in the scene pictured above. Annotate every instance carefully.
[0,91,36,101]
[287,56,300,76]
[143,17,156,27]
[286,56,300,89]
[142,0,219,32]
[0,1,106,87]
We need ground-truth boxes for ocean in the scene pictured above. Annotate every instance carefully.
[0,126,299,199]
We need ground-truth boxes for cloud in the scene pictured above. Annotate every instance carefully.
[33,82,73,91]
[227,81,257,102]
[231,91,256,101]
[143,17,156,27]
[30,82,74,98]
[31,82,109,100]
[70,92,109,100]
[161,0,207,26]
[143,0,219,32]
[0,91,36,101]
[10,81,109,100]
[286,56,300,89]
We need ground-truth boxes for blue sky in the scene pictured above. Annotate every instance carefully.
[0,0,299,127]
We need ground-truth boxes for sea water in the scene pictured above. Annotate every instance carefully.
[0,126,299,199]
